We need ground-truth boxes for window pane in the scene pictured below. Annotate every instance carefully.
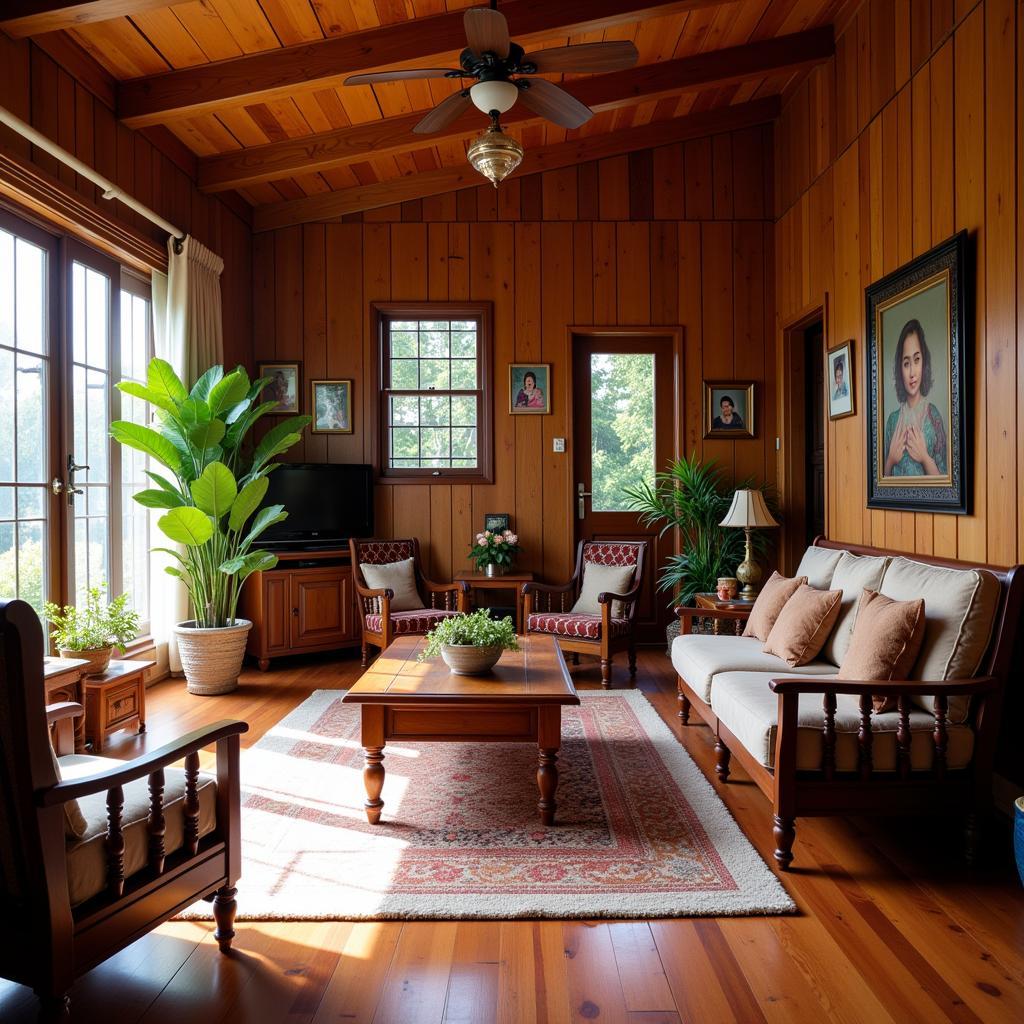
[391,359,418,389]
[420,396,449,425]
[0,348,13,481]
[419,360,450,390]
[390,396,418,425]
[420,330,449,358]
[420,427,450,460]
[451,360,476,389]
[0,486,12,519]
[450,396,476,426]
[391,427,419,460]
[390,330,416,357]
[452,427,477,462]
[85,265,108,369]
[0,231,13,347]
[590,353,655,512]
[451,331,476,358]
[15,238,46,355]
[15,354,45,483]
[17,520,46,617]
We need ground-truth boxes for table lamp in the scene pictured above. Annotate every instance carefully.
[719,489,779,600]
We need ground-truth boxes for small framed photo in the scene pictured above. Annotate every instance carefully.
[484,513,510,532]
[827,340,855,420]
[703,381,755,439]
[509,363,550,414]
[258,361,301,414]
[310,379,354,434]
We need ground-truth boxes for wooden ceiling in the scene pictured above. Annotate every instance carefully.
[2,0,850,225]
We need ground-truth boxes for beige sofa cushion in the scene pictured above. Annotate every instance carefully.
[572,562,634,619]
[361,557,421,613]
[879,557,1000,722]
[671,633,837,705]
[821,552,891,665]
[742,572,807,641]
[795,545,844,590]
[59,753,217,908]
[763,584,842,667]
[49,743,87,839]
[710,671,974,772]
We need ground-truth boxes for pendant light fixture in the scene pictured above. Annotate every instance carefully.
[467,112,524,188]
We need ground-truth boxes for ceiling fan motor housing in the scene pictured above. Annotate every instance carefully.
[459,43,536,79]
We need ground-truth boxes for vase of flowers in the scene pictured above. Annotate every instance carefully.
[45,586,140,676]
[418,608,519,675]
[470,528,519,577]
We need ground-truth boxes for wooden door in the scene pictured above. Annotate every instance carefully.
[289,570,352,648]
[804,323,826,543]
[571,332,679,644]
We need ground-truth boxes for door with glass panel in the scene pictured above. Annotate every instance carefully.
[572,334,676,642]
[0,211,61,618]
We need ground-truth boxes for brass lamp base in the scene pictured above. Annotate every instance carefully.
[736,527,762,600]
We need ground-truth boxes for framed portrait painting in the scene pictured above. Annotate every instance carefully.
[509,363,550,414]
[310,379,354,434]
[826,340,855,420]
[866,230,969,514]
[258,361,301,414]
[703,381,755,439]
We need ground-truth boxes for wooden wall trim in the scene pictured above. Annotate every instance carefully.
[0,143,166,271]
[1,1,178,39]
[253,98,780,231]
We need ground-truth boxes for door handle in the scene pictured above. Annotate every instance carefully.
[54,454,90,506]
[577,482,592,520]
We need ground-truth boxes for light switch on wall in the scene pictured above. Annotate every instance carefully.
[553,437,566,452]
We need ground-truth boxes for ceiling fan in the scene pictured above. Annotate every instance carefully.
[343,2,639,135]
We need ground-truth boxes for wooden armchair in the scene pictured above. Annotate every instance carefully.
[0,599,248,1019]
[349,537,469,666]
[522,540,647,688]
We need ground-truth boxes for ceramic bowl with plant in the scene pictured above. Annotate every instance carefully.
[44,586,140,675]
[419,608,519,675]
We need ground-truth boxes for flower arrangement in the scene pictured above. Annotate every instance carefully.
[419,608,519,658]
[469,528,520,572]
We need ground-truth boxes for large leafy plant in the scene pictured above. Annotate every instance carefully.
[109,359,309,629]
[622,453,778,608]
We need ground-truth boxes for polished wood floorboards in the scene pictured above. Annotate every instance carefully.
[3,649,1024,1023]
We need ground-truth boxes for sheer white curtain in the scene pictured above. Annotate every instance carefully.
[150,236,225,673]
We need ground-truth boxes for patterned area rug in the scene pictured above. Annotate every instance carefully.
[182,689,794,919]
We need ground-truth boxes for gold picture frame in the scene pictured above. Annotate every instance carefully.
[257,361,301,414]
[826,339,855,421]
[310,379,354,434]
[509,363,551,414]
[703,381,755,439]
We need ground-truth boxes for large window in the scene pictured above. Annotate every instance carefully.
[374,303,493,483]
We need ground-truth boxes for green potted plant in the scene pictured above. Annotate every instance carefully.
[622,454,778,646]
[110,358,308,695]
[44,586,140,675]
[419,608,519,675]
[469,528,520,577]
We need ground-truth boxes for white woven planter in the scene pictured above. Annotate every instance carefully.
[175,619,252,696]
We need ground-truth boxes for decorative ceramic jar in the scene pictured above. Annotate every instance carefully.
[717,577,739,600]
[441,643,503,675]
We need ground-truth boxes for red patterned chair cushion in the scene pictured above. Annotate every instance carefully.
[356,539,416,565]
[583,541,644,568]
[526,612,631,640]
[365,608,459,635]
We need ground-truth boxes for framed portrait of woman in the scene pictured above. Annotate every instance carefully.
[258,361,301,414]
[826,340,855,420]
[703,381,755,439]
[865,230,970,514]
[509,363,550,414]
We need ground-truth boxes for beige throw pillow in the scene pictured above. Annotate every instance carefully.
[360,557,422,612]
[49,744,88,839]
[572,562,635,619]
[821,552,891,665]
[837,589,926,713]
[763,584,843,667]
[742,572,807,642]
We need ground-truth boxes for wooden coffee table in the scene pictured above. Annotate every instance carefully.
[342,634,580,826]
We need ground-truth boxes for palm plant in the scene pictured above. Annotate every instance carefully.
[622,453,778,608]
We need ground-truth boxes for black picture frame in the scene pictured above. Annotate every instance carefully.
[865,230,970,514]
[483,513,510,533]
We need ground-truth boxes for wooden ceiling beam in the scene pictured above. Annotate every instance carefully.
[199,27,831,194]
[116,0,733,127]
[252,95,780,232]
[0,0,175,38]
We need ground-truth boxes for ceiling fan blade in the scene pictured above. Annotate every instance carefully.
[345,68,460,86]
[523,41,639,74]
[413,90,473,134]
[464,7,510,58]
[516,78,593,130]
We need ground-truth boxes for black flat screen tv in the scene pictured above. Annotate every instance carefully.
[260,463,374,549]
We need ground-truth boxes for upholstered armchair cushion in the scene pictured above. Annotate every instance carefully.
[49,745,87,839]
[360,557,421,612]
[710,671,975,772]
[821,552,891,665]
[58,753,217,908]
[527,612,631,640]
[795,545,845,589]
[365,608,460,635]
[572,562,635,618]
[671,634,838,705]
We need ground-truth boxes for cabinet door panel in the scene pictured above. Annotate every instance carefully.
[265,575,289,652]
[290,571,350,647]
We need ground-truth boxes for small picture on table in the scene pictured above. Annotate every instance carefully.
[484,513,510,532]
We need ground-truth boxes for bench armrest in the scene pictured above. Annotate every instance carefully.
[769,676,996,696]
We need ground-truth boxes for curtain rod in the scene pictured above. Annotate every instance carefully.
[0,103,186,252]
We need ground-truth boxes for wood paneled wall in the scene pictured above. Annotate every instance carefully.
[253,126,776,583]
[775,0,1024,568]
[0,33,252,367]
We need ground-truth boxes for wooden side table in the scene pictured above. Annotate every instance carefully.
[693,593,756,635]
[44,657,89,752]
[83,660,154,753]
[454,571,535,634]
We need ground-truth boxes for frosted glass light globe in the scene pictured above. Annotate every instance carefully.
[470,80,519,115]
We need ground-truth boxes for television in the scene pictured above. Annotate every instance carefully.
[260,463,374,549]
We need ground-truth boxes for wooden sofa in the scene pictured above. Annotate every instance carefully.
[671,538,1023,869]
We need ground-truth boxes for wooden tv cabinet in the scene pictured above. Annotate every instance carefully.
[239,548,361,670]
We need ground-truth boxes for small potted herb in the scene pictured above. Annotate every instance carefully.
[469,529,520,577]
[44,587,140,675]
[419,608,519,675]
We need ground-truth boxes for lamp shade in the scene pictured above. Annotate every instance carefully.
[720,489,778,529]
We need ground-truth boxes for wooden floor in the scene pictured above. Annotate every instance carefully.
[4,649,1024,1023]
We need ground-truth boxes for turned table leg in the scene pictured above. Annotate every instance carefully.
[537,705,562,825]
[361,705,386,824]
